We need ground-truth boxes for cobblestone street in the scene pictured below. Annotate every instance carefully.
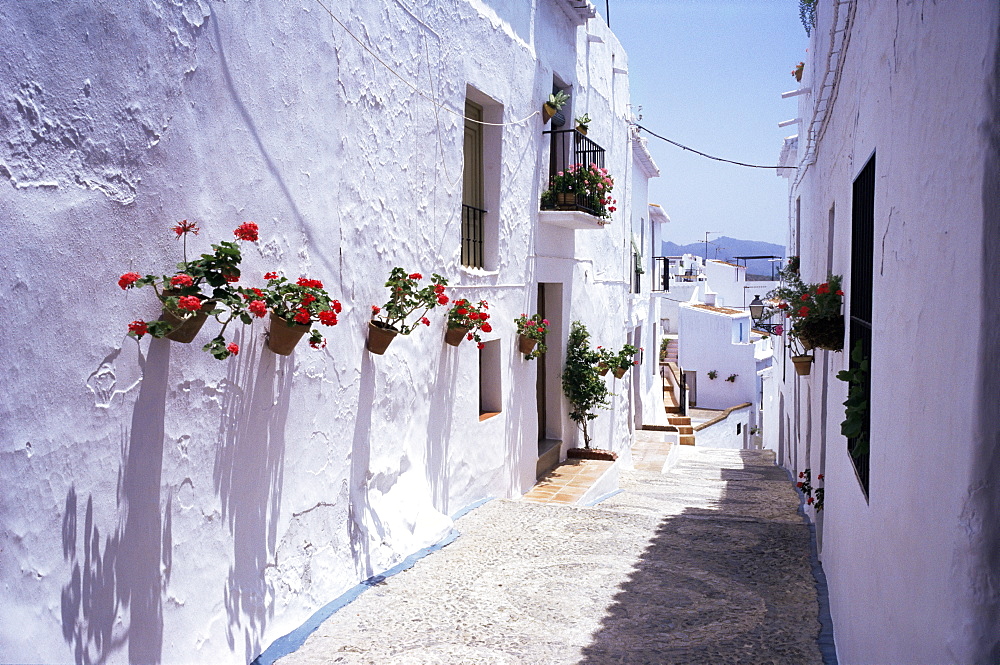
[275,447,827,665]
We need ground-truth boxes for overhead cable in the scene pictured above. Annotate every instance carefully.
[635,124,794,170]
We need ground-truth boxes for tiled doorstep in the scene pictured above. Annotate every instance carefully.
[522,459,617,505]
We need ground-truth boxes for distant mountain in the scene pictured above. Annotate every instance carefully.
[660,236,785,280]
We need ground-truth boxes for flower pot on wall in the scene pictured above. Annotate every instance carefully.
[444,326,470,347]
[542,103,556,123]
[597,362,609,376]
[791,354,814,376]
[576,124,588,136]
[367,321,398,355]
[798,315,845,351]
[518,335,537,355]
[160,300,213,343]
[556,192,575,209]
[613,367,627,379]
[268,313,311,355]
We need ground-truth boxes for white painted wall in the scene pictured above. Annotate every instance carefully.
[771,2,1000,662]
[0,1,656,663]
[676,305,756,411]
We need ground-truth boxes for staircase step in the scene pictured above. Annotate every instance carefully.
[668,416,692,426]
[676,426,694,435]
[679,435,696,446]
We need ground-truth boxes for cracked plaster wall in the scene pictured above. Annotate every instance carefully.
[0,1,649,663]
[776,2,1000,663]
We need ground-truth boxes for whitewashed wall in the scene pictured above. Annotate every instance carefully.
[676,305,756,411]
[772,1,1000,662]
[0,1,649,663]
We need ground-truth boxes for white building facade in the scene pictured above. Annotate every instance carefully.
[0,2,665,663]
[772,1,1000,662]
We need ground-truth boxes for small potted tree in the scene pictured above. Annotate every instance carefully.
[562,321,614,458]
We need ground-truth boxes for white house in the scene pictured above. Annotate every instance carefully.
[771,1,1000,662]
[0,1,666,663]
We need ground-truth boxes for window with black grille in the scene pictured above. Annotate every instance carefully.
[462,99,486,269]
[849,152,875,496]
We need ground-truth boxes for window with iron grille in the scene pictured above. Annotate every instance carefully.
[462,100,486,269]
[849,152,875,496]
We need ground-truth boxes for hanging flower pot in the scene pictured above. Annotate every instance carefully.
[597,362,609,376]
[367,321,399,355]
[792,354,814,376]
[159,298,214,344]
[613,367,627,379]
[445,326,470,347]
[518,335,537,355]
[267,313,311,355]
[542,103,556,123]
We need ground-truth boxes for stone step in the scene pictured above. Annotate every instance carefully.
[676,426,694,435]
[679,434,696,446]
[668,416,692,426]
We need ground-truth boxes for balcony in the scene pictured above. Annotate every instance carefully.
[539,129,609,230]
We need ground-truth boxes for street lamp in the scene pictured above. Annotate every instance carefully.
[749,295,780,333]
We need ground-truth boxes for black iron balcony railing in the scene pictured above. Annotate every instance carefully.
[461,204,486,269]
[541,129,607,216]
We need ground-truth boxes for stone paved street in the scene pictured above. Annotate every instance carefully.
[276,447,824,665]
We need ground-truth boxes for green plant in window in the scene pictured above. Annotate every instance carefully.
[836,340,870,458]
[707,370,718,380]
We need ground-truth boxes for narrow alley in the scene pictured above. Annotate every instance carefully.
[271,446,829,664]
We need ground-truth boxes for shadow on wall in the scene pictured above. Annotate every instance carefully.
[215,333,292,664]
[348,350,385,581]
[425,348,459,514]
[61,338,173,665]
[575,451,826,664]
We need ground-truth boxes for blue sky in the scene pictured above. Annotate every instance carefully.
[599,0,808,246]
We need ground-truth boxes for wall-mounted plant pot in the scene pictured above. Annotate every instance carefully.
[792,354,814,376]
[268,313,311,355]
[445,326,470,347]
[798,315,845,352]
[542,103,556,123]
[576,124,588,136]
[556,192,575,208]
[367,321,398,355]
[551,110,566,128]
[613,367,627,379]
[596,362,609,376]
[518,335,537,355]
[160,299,213,343]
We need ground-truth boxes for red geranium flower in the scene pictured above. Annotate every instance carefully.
[816,283,830,294]
[435,284,446,294]
[265,272,279,280]
[234,222,259,241]
[249,300,267,317]
[318,310,338,326]
[332,300,342,314]
[798,306,810,317]
[437,295,449,305]
[172,219,200,237]
[457,308,468,316]
[817,474,824,481]
[169,274,193,288]
[408,272,422,280]
[798,472,805,478]
[421,317,430,326]
[835,290,844,296]
[466,333,474,341]
[800,293,810,301]
[178,295,203,312]
[224,273,240,283]
[477,342,485,350]
[294,308,311,324]
[807,496,815,505]
[777,302,788,310]
[227,343,239,356]
[796,482,804,488]
[481,322,492,333]
[310,339,327,349]
[128,321,148,337]
[371,305,381,314]
[301,294,317,306]
[119,272,141,289]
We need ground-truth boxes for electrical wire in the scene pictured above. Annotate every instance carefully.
[313,0,540,126]
[635,124,794,170]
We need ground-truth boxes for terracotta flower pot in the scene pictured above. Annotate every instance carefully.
[518,335,537,355]
[792,354,814,376]
[542,102,556,123]
[160,298,213,343]
[445,326,470,347]
[268,313,311,355]
[613,367,627,379]
[597,362,609,376]
[576,124,588,136]
[367,321,398,355]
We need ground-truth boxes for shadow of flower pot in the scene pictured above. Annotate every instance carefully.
[267,313,310,355]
